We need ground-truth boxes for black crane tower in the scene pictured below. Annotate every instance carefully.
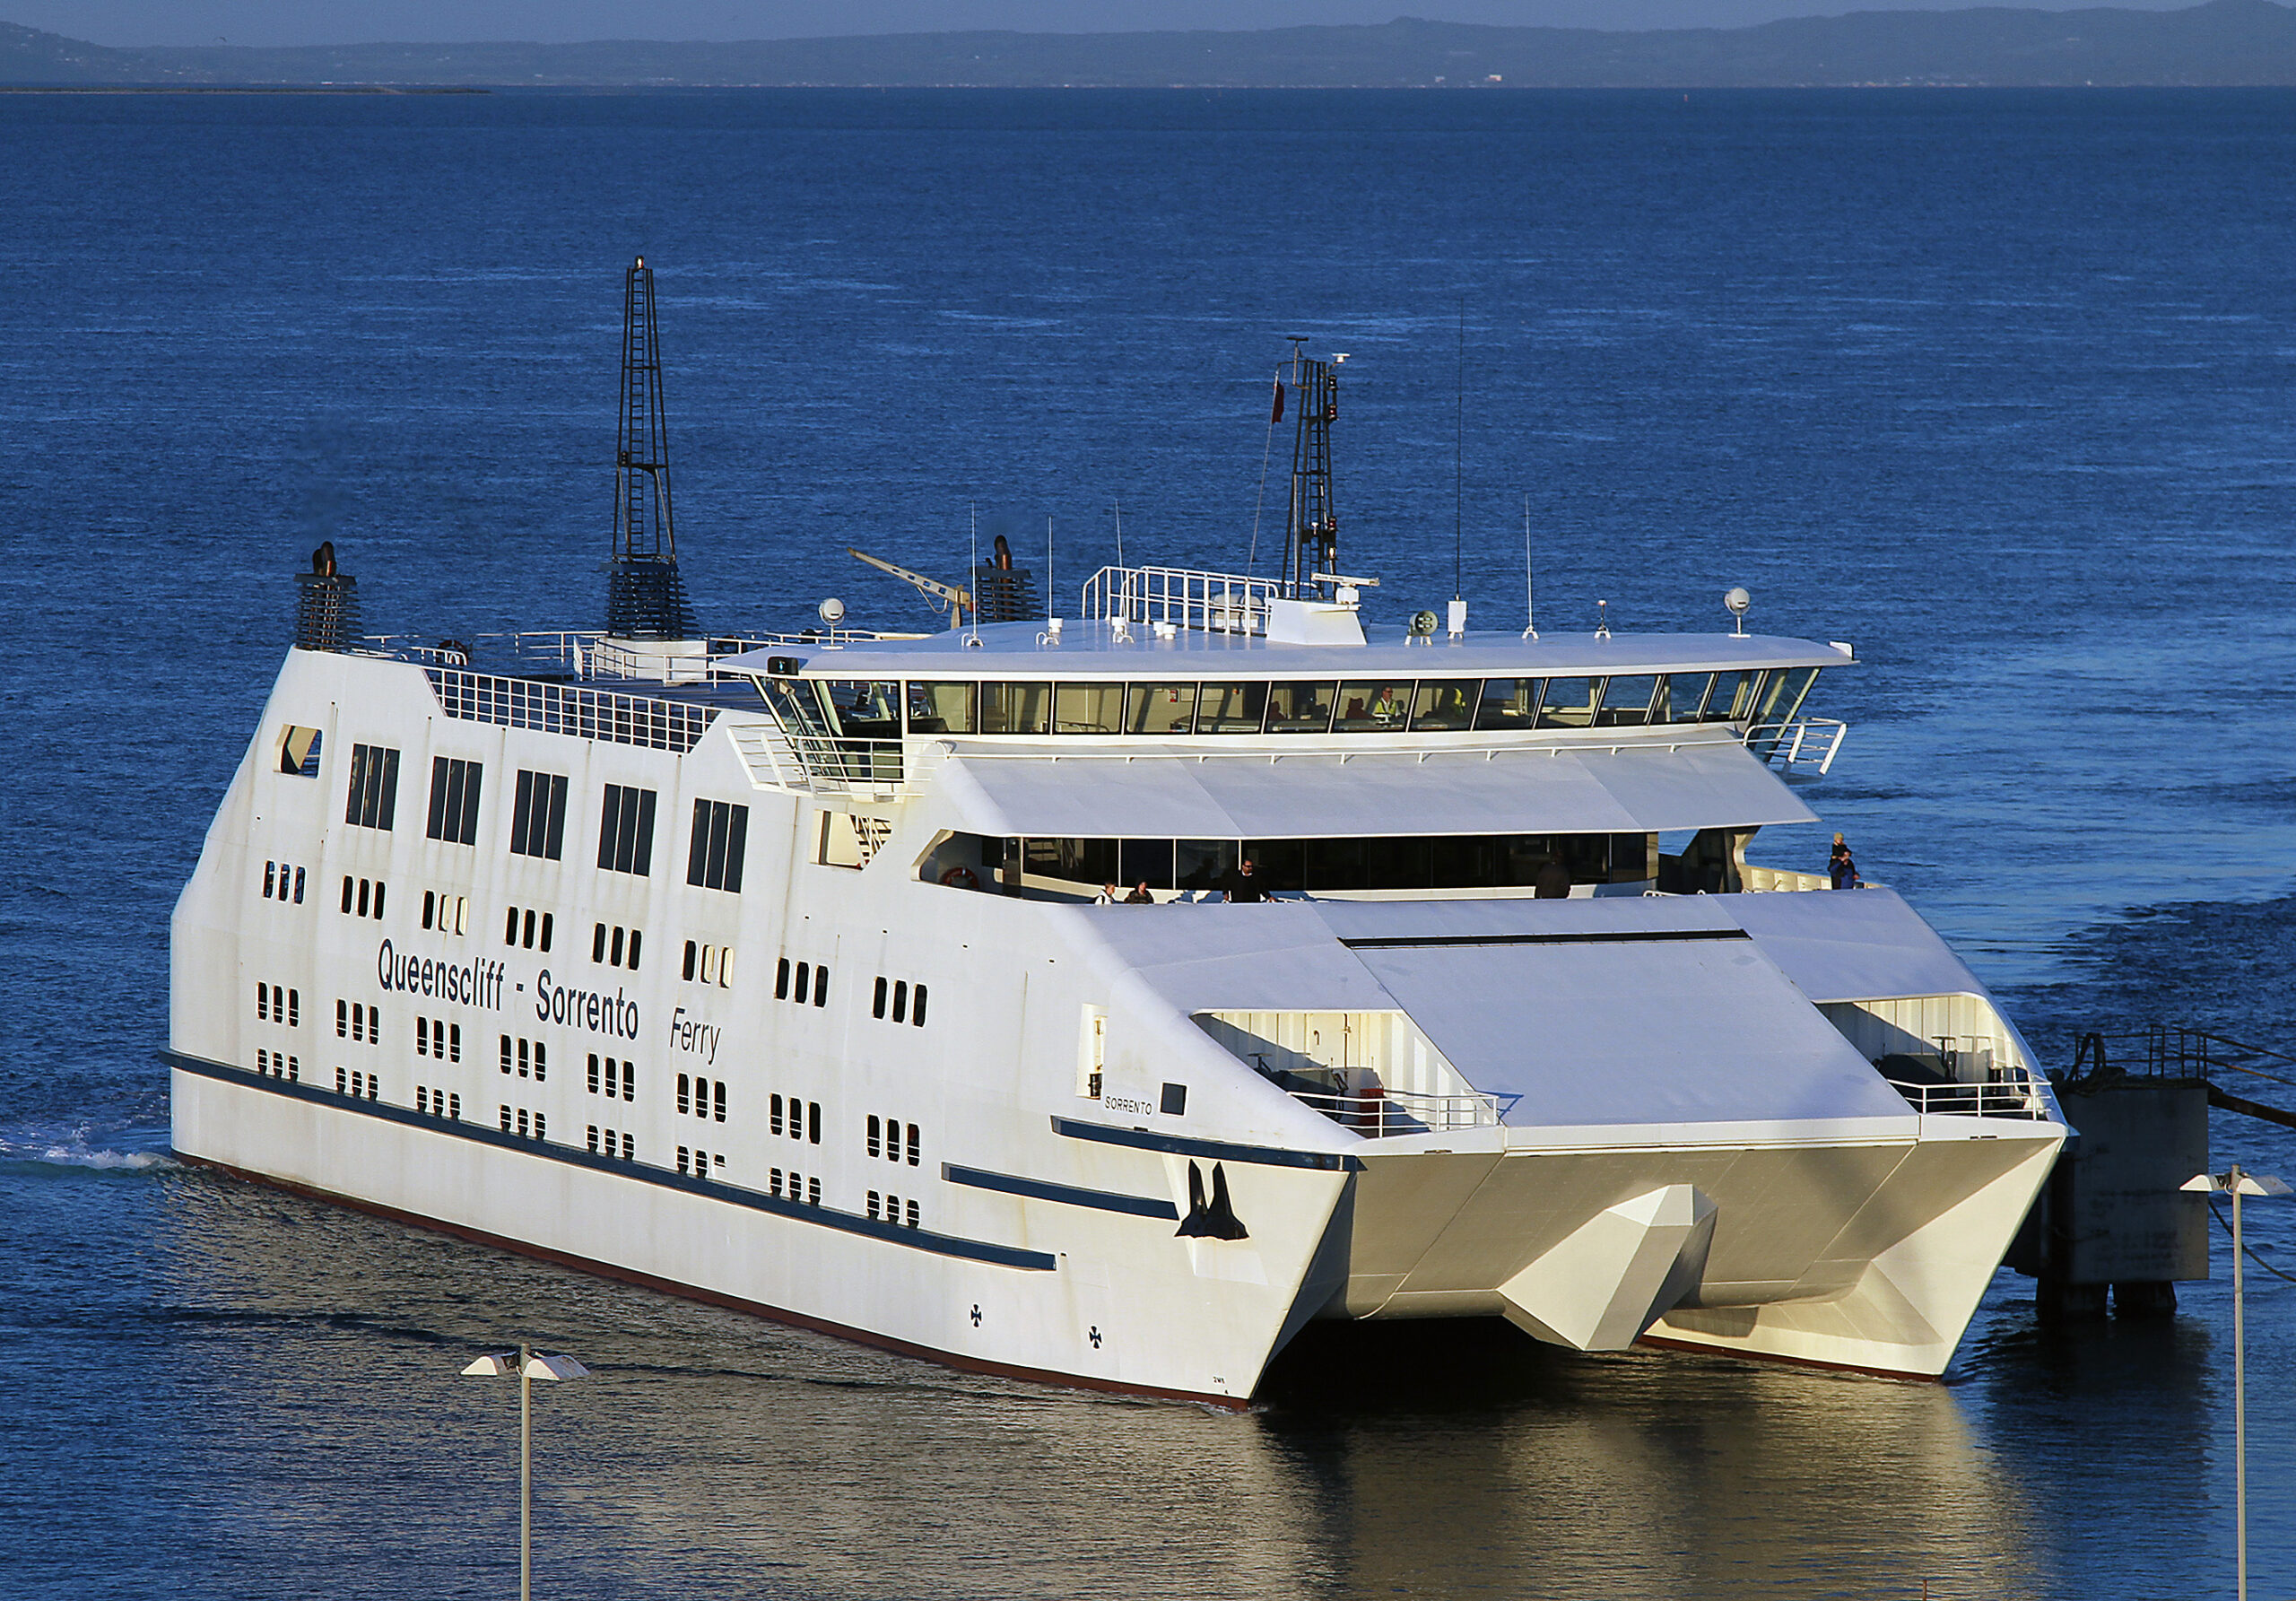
[1283,338,1340,599]
[605,256,697,639]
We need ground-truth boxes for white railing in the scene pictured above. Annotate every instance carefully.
[1284,1084,1521,1137]
[1746,718,1848,775]
[425,668,718,754]
[1081,565,1284,635]
[1884,1075,2052,1119]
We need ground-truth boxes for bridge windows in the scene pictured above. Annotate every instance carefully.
[813,670,1822,740]
[597,784,657,876]
[685,799,749,892]
[344,744,400,830]
[509,770,569,860]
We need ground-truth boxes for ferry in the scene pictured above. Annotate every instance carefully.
[166,265,2068,1404]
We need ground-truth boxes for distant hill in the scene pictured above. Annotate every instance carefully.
[6,1,2296,88]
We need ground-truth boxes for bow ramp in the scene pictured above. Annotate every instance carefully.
[1078,890,2066,1379]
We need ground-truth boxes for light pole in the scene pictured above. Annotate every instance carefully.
[461,1346,590,1601]
[2182,1164,2289,1601]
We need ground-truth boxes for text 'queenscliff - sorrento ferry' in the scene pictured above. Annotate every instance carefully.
[167,264,2067,1405]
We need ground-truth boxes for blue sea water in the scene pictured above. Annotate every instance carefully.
[2,87,2293,1599]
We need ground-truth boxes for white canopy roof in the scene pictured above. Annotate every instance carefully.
[932,737,1816,840]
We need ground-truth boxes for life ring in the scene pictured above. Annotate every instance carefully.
[938,866,980,890]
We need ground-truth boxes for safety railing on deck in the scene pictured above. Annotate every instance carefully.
[1746,718,1848,775]
[426,668,718,754]
[1283,1084,1521,1137]
[1081,565,1283,635]
[1884,1075,2052,1119]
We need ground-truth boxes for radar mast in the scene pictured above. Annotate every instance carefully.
[605,256,696,639]
[1283,338,1340,599]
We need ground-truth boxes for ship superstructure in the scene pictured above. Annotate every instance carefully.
[167,293,2066,1403]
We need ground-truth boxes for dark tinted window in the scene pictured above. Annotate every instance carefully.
[597,785,657,875]
[345,744,400,830]
[685,799,749,892]
[510,770,569,859]
[426,757,483,846]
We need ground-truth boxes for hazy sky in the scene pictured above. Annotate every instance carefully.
[17,0,2205,48]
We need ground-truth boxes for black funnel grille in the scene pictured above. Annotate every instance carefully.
[295,570,361,651]
[606,556,696,640]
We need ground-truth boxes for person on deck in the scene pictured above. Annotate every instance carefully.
[1534,850,1573,900]
[1829,833,1860,890]
[1094,882,1121,905]
[1223,860,1266,903]
[1124,882,1155,904]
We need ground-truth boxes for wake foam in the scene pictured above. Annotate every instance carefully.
[0,1126,177,1175]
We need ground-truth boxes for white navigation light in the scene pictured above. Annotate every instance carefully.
[819,597,847,625]
[1725,587,1752,636]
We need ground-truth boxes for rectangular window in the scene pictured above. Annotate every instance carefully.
[910,984,926,1027]
[868,1190,881,1220]
[1266,681,1336,735]
[1125,683,1198,736]
[906,1123,920,1166]
[867,1115,881,1158]
[594,923,608,963]
[776,956,790,999]
[587,1054,600,1094]
[257,983,269,1022]
[417,1017,430,1057]
[686,799,751,893]
[874,977,888,1019]
[448,1023,460,1062]
[1410,680,1481,732]
[622,1133,633,1161]
[279,725,324,777]
[426,757,483,846]
[423,890,437,930]
[509,770,569,860]
[597,785,658,876]
[1536,677,1601,728]
[905,1199,918,1228]
[808,1177,820,1206]
[770,1093,784,1136]
[626,930,641,970]
[907,681,977,734]
[1335,682,1413,732]
[611,927,626,967]
[678,1074,691,1116]
[294,867,305,903]
[979,682,1051,735]
[892,980,909,1023]
[264,861,276,898]
[1197,682,1269,735]
[813,965,829,1007]
[714,1082,725,1122]
[1053,682,1125,735]
[344,744,401,830]
[808,1101,822,1144]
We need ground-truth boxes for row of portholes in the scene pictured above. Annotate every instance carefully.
[676,1146,720,1178]
[500,1034,547,1081]
[506,905,553,952]
[872,977,928,1027]
[588,1127,636,1160]
[415,1086,462,1118]
[256,983,300,1027]
[500,1104,546,1142]
[338,1000,379,1043]
[677,1074,726,1121]
[255,1049,299,1081]
[866,1115,921,1166]
[337,1066,379,1099]
[595,922,643,970]
[771,1170,821,1205]
[683,940,734,987]
[340,875,387,919]
[422,890,471,934]
[866,1191,921,1228]
[262,860,307,903]
[414,1016,463,1062]
[775,956,831,1007]
[587,1053,635,1101]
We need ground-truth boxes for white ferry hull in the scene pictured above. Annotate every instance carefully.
[171,640,2063,1402]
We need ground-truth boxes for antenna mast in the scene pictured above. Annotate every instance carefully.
[1283,337,1340,599]
[605,256,695,640]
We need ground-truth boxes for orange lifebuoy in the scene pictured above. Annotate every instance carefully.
[938,866,980,890]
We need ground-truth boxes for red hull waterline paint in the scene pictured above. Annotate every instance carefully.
[177,1151,1252,1412]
